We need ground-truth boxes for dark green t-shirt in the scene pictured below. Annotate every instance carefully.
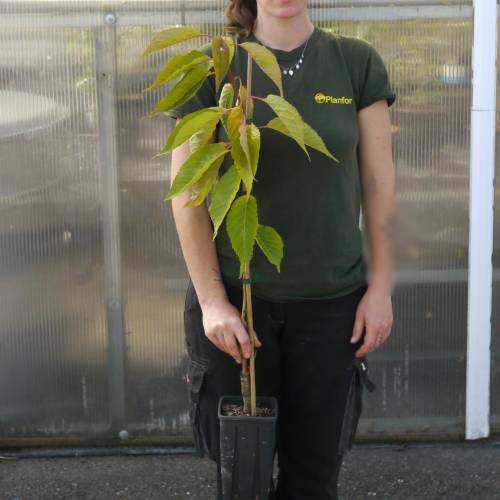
[166,26,396,302]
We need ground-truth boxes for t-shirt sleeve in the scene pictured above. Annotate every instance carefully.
[163,42,218,121]
[350,38,396,111]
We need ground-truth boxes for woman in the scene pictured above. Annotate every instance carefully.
[166,0,396,498]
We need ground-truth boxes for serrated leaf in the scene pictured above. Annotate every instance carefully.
[267,117,340,163]
[183,154,224,207]
[142,26,202,56]
[226,107,254,193]
[239,42,283,97]
[208,164,241,238]
[219,82,235,132]
[221,35,235,64]
[212,36,233,93]
[226,194,258,276]
[226,106,242,138]
[159,107,225,154]
[256,224,283,272]
[143,50,210,93]
[189,126,215,153]
[246,123,260,176]
[262,94,310,160]
[219,82,235,109]
[238,119,252,178]
[238,82,254,116]
[147,60,211,118]
[165,143,228,200]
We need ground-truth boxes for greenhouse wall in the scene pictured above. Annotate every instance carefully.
[0,0,498,446]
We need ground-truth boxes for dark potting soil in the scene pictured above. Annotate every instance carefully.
[221,404,275,417]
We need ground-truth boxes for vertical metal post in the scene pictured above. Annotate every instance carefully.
[466,0,497,439]
[95,13,127,431]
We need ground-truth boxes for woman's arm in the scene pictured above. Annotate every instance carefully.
[358,100,396,294]
[170,121,261,362]
[350,100,395,357]
[170,127,227,308]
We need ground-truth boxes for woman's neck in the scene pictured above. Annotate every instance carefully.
[251,16,315,52]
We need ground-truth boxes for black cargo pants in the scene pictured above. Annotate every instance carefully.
[183,276,376,500]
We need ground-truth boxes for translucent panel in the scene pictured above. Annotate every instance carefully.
[319,14,472,435]
[0,0,476,443]
[0,25,109,435]
[115,24,217,441]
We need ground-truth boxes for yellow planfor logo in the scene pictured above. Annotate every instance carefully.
[314,92,353,105]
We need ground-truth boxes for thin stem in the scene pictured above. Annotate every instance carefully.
[244,50,257,416]
[250,95,265,102]
[245,58,252,120]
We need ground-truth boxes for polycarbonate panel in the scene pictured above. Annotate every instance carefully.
[0,14,108,435]
[115,27,216,436]
[0,0,476,443]
[318,12,472,436]
[490,15,500,434]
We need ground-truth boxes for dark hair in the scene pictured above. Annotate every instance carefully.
[224,0,257,38]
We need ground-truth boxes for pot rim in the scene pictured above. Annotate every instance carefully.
[218,395,279,421]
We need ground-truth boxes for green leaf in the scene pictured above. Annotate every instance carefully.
[226,107,254,193]
[158,107,225,154]
[262,94,310,160]
[208,164,241,238]
[219,82,235,132]
[147,60,211,118]
[238,82,254,118]
[267,117,340,163]
[221,35,236,64]
[256,224,283,273]
[183,154,225,207]
[142,50,210,93]
[238,119,252,177]
[246,123,260,176]
[226,194,258,276]
[188,126,215,153]
[212,36,233,93]
[239,42,283,97]
[165,143,228,200]
[219,82,235,109]
[142,26,202,56]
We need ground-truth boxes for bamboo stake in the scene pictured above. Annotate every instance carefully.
[243,264,257,416]
[240,284,250,414]
[241,52,257,416]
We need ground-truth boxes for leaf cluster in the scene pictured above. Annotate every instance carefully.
[142,26,340,278]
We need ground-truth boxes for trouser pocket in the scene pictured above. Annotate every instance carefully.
[337,355,377,455]
[186,355,211,458]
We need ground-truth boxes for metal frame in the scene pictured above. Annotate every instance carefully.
[0,2,473,27]
[465,0,497,440]
[94,16,127,432]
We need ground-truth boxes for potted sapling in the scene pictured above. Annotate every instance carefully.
[141,26,339,499]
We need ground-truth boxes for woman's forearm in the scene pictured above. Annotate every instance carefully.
[358,102,397,295]
[361,173,396,295]
[170,136,228,309]
[172,199,228,308]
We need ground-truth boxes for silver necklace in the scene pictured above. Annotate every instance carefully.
[252,29,314,77]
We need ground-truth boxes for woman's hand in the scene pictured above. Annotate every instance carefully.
[200,297,262,364]
[350,285,393,358]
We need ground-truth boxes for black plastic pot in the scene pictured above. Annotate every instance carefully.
[218,395,279,500]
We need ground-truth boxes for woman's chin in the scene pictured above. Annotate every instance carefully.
[273,7,303,19]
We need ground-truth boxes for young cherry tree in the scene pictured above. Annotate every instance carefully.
[142,26,339,416]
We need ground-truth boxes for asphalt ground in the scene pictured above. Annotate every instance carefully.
[1,441,499,500]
